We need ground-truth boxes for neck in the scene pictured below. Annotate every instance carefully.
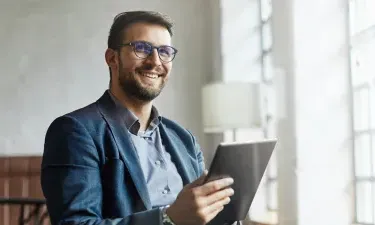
[109,87,153,131]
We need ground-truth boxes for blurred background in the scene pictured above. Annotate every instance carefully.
[0,0,374,225]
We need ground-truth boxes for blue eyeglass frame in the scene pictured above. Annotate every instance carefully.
[117,41,178,62]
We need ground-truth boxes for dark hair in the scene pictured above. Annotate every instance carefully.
[107,11,174,86]
[108,11,174,50]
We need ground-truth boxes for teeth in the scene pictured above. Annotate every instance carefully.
[141,73,159,79]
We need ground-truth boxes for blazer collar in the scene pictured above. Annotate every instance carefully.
[96,90,151,209]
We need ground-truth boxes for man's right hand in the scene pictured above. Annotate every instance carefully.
[166,171,235,225]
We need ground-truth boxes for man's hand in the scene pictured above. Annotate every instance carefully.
[166,171,234,225]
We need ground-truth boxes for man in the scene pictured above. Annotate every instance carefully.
[41,11,235,225]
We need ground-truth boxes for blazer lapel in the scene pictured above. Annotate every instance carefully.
[96,91,152,210]
[159,123,197,185]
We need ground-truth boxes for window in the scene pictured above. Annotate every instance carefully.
[349,0,375,224]
[349,0,375,36]
[222,0,278,223]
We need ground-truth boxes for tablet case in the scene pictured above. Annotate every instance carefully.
[205,139,277,225]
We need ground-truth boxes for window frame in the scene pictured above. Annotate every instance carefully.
[259,0,278,213]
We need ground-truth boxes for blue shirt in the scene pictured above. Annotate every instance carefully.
[109,91,183,208]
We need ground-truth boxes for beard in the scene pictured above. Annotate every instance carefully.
[117,61,166,102]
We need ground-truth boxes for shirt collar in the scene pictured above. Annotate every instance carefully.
[108,90,162,135]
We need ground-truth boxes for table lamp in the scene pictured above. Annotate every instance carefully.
[201,81,262,140]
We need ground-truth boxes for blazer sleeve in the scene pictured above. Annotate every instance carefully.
[41,116,163,225]
[188,130,206,175]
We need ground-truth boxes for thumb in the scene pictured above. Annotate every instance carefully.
[188,169,208,188]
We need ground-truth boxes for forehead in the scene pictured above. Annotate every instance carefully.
[122,22,172,46]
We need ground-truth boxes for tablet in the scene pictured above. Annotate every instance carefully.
[204,139,277,224]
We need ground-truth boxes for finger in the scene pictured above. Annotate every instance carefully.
[195,177,234,196]
[204,196,231,215]
[202,204,225,223]
[204,187,234,206]
[192,187,233,209]
[187,170,208,188]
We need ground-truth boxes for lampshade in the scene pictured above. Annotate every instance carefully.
[201,82,261,133]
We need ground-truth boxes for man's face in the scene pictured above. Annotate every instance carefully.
[113,22,174,102]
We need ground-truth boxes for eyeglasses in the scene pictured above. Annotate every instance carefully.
[118,41,178,63]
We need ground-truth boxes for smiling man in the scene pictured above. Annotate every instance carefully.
[41,11,235,225]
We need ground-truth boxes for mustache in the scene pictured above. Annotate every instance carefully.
[135,66,164,75]
[138,63,163,72]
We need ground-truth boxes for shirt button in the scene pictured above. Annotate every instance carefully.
[155,160,162,166]
[162,189,169,194]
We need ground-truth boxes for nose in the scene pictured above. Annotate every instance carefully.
[146,49,162,67]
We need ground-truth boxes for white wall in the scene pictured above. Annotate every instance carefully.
[273,0,354,224]
[272,0,299,223]
[294,0,353,224]
[0,0,213,156]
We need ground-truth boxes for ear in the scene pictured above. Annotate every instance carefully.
[105,48,119,73]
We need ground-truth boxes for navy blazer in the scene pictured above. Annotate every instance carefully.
[41,91,205,225]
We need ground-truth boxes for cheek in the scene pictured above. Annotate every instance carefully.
[163,63,172,75]
[120,59,142,72]
[119,51,142,71]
